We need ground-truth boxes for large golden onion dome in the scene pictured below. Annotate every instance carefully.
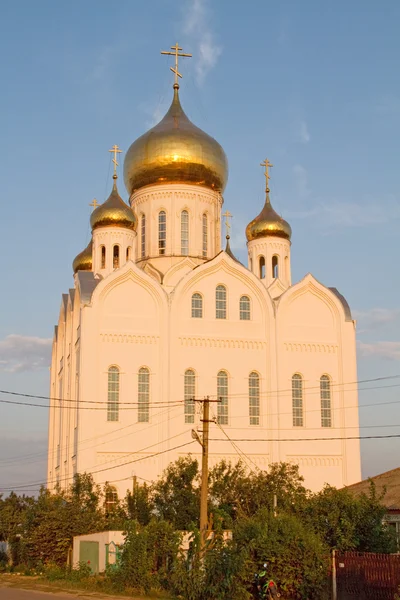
[90,177,137,231]
[246,186,292,242]
[123,84,228,195]
[72,239,92,273]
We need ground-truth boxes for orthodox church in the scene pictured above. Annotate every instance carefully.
[47,48,361,496]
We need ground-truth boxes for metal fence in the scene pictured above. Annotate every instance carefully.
[336,551,400,600]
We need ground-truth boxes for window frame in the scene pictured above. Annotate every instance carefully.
[249,371,260,425]
[101,246,106,269]
[191,293,203,318]
[292,373,304,427]
[217,370,228,425]
[107,365,120,422]
[113,245,120,269]
[320,374,332,428]
[138,367,150,423]
[158,210,167,255]
[181,210,189,256]
[240,295,251,320]
[259,256,266,279]
[202,213,208,258]
[184,369,196,424]
[141,213,146,258]
[216,284,227,319]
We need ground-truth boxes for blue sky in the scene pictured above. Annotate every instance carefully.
[0,0,399,493]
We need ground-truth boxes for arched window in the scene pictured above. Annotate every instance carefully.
[113,245,120,269]
[285,256,289,280]
[249,257,253,271]
[101,246,106,269]
[141,214,146,258]
[249,372,260,425]
[259,256,266,279]
[240,295,251,320]
[202,213,208,257]
[216,285,227,319]
[191,293,203,318]
[107,366,119,422]
[292,374,303,427]
[217,370,228,425]
[320,375,332,428]
[272,255,279,279]
[158,211,166,255]
[138,367,150,423]
[181,210,189,255]
[184,369,196,424]
[126,246,132,261]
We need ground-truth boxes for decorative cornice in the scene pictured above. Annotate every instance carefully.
[284,342,338,353]
[286,455,341,467]
[132,187,222,208]
[100,333,159,344]
[179,337,267,350]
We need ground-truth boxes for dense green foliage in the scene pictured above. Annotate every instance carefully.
[0,459,396,599]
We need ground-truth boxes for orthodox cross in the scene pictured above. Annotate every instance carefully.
[109,144,122,177]
[260,158,273,191]
[222,210,233,238]
[161,43,192,86]
[89,199,99,210]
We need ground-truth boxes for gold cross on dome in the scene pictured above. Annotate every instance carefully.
[89,198,99,210]
[222,210,233,238]
[161,43,192,86]
[260,158,273,191]
[109,144,122,177]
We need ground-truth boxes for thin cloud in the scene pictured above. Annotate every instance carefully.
[183,0,222,86]
[0,335,52,373]
[357,341,400,361]
[353,308,400,330]
[293,164,309,197]
[299,120,310,144]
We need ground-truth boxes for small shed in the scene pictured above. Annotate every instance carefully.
[72,531,124,574]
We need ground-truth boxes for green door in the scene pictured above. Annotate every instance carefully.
[79,541,99,574]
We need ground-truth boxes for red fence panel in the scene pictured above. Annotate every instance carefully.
[336,551,400,600]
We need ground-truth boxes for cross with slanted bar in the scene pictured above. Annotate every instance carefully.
[222,210,233,238]
[161,43,192,86]
[260,158,273,191]
[109,144,122,177]
[89,199,99,210]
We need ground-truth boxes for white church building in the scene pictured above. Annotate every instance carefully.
[47,61,361,496]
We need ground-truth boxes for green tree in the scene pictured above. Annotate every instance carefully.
[150,456,200,529]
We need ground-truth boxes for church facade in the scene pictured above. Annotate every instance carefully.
[47,74,361,497]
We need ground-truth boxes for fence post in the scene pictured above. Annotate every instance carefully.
[332,549,337,600]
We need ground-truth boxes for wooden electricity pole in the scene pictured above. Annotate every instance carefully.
[192,396,218,553]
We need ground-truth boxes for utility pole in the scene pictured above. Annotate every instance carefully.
[192,396,218,553]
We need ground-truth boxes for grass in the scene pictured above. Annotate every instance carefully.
[0,573,174,599]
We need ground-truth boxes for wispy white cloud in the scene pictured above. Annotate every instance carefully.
[299,120,310,144]
[358,341,400,361]
[183,0,222,86]
[287,198,400,228]
[353,308,400,330]
[0,335,52,373]
[293,164,309,197]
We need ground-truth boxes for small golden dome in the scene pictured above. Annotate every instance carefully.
[73,239,92,273]
[123,85,228,195]
[246,192,292,242]
[90,178,137,231]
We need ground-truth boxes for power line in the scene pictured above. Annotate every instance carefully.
[0,398,183,411]
[209,434,400,442]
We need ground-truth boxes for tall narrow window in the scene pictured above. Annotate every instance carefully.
[292,374,303,427]
[202,213,208,257]
[138,367,150,423]
[272,255,279,279]
[249,372,260,425]
[113,245,120,268]
[184,369,196,424]
[101,246,106,269]
[320,375,332,428]
[217,370,228,425]
[259,256,266,279]
[158,211,166,255]
[141,214,146,258]
[126,246,132,261]
[191,293,203,318]
[240,295,251,320]
[107,366,119,422]
[181,210,189,255]
[216,285,227,319]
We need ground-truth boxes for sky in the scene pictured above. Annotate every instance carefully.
[0,0,399,494]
